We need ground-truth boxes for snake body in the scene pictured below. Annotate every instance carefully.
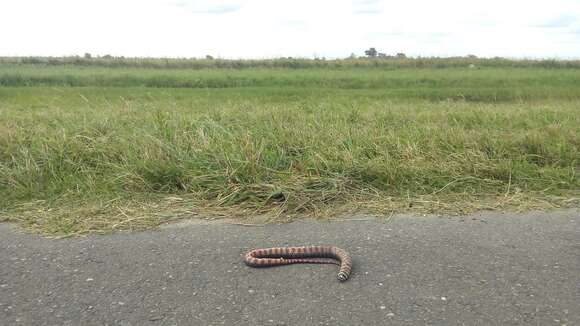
[244,246,352,282]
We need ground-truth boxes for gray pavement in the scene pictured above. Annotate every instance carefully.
[0,209,578,326]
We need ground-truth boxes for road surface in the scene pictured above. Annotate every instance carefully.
[1,210,578,326]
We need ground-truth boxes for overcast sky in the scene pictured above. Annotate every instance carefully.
[1,0,580,59]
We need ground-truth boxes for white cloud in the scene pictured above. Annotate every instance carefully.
[169,0,247,14]
[352,0,382,14]
[534,14,577,28]
[0,0,579,58]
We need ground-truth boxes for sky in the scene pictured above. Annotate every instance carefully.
[1,0,580,59]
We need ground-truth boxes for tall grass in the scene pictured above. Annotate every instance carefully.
[1,61,579,235]
[1,85,578,235]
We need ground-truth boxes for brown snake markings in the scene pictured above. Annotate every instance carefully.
[244,246,352,282]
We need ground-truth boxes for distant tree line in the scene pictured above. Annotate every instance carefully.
[363,47,407,59]
[1,54,579,70]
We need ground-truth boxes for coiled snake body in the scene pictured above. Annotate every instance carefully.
[244,246,352,282]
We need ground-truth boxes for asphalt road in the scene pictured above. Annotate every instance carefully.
[1,210,578,326]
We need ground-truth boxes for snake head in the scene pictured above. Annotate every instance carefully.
[337,272,348,282]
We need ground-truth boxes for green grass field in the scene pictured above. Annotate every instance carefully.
[1,60,579,235]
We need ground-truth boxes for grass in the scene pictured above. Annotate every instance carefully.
[2,65,580,102]
[0,61,579,236]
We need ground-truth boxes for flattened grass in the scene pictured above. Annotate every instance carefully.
[0,69,579,235]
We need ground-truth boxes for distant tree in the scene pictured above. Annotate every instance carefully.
[396,53,407,58]
[348,53,357,59]
[102,54,113,59]
[84,52,92,59]
[205,55,214,60]
[364,47,378,58]
[378,53,387,58]
[467,54,478,59]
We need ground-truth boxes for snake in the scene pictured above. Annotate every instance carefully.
[244,246,352,282]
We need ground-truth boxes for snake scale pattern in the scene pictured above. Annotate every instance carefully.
[244,246,352,282]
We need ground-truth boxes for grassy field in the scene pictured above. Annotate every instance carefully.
[2,64,580,101]
[1,60,579,235]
